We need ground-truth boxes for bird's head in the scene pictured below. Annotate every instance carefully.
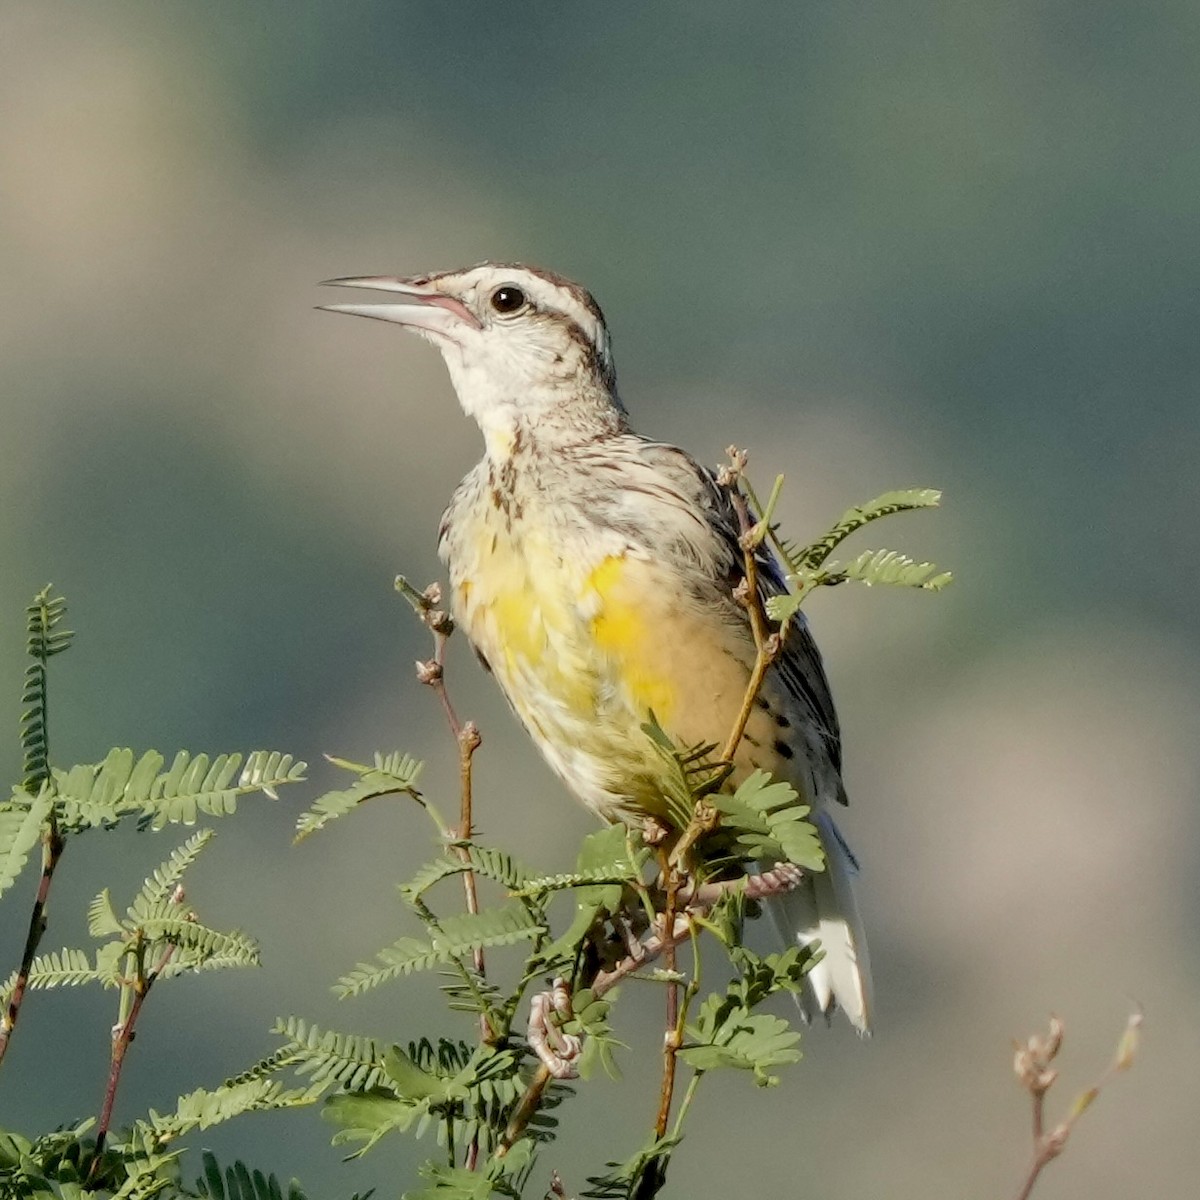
[320,263,625,454]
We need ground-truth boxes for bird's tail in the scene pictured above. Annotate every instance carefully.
[766,809,873,1036]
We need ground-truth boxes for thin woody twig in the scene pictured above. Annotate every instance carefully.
[654,861,684,1138]
[0,818,64,1070]
[1010,1011,1142,1200]
[401,579,486,962]
[500,1063,553,1153]
[499,854,805,1156]
[400,577,488,1169]
[668,453,779,874]
[653,449,781,1140]
[719,460,781,767]
[89,939,179,1176]
[456,721,484,974]
[499,908,697,1158]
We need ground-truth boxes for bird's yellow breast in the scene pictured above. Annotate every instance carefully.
[583,555,679,722]
[454,521,675,725]
[447,498,757,818]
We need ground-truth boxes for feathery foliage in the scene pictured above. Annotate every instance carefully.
[759,487,951,625]
[336,904,544,998]
[53,747,305,833]
[711,770,824,872]
[263,1017,392,1093]
[778,487,943,571]
[20,586,73,793]
[0,790,52,902]
[295,752,425,841]
[194,1151,314,1200]
[1,831,260,1017]
[0,469,953,1199]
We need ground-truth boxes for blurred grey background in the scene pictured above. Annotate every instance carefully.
[1,2,1197,1197]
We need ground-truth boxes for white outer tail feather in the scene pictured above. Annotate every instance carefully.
[767,810,873,1036]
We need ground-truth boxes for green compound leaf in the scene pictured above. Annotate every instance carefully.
[401,857,470,904]
[727,944,813,1005]
[837,547,953,590]
[640,717,726,830]
[782,488,942,572]
[125,829,215,923]
[401,844,541,907]
[0,947,100,1008]
[382,1046,453,1103]
[335,903,542,998]
[87,888,122,937]
[712,770,824,871]
[139,1078,318,1147]
[192,1150,314,1200]
[582,1132,681,1200]
[295,751,423,841]
[149,919,262,977]
[21,585,73,792]
[561,988,625,1081]
[679,1006,802,1086]
[265,1016,389,1093]
[537,825,643,966]
[53,748,304,833]
[458,843,539,891]
[0,789,52,901]
[401,1139,534,1200]
[325,1090,421,1156]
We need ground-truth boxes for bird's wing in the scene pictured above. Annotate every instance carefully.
[581,437,845,788]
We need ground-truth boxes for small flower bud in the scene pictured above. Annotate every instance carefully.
[415,659,442,685]
[1045,1014,1065,1059]
[428,608,455,635]
[1044,1123,1071,1158]
[1115,1009,1143,1072]
[641,816,669,846]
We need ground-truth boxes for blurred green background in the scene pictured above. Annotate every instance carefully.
[2,2,1198,1196]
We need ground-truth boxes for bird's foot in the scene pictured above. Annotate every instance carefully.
[527,977,583,1080]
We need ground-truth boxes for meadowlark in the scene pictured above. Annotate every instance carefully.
[321,264,872,1033]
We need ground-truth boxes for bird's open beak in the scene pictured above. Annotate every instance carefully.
[317,276,482,334]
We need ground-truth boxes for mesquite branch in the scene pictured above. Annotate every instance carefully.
[498,865,804,1157]
[400,577,486,969]
[0,818,64,1070]
[399,576,488,1169]
[652,448,781,1140]
[89,938,179,1176]
[1010,1011,1142,1200]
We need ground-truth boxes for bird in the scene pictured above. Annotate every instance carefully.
[320,263,872,1033]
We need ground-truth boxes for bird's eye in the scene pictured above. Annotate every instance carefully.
[490,285,527,315]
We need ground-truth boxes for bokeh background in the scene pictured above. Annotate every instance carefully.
[2,3,1198,1197]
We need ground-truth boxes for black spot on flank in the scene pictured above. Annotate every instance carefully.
[755,696,771,711]
[775,714,791,729]
[773,740,795,760]
[743,734,760,748]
